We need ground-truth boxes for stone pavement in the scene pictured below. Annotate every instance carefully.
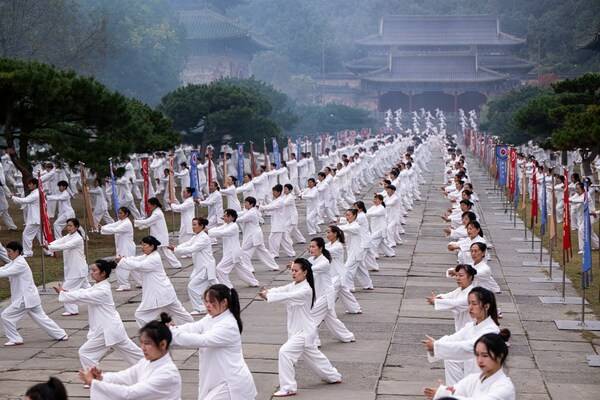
[0,151,598,399]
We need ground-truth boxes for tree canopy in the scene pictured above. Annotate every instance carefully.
[291,103,376,136]
[0,58,179,180]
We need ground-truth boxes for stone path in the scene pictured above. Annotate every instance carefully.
[0,150,598,399]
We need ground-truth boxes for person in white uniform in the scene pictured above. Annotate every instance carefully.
[428,264,476,332]
[80,313,182,400]
[89,178,114,227]
[236,196,280,271]
[283,183,306,244]
[0,241,68,346]
[338,209,374,291]
[170,284,257,400]
[308,237,355,343]
[299,178,320,235]
[422,287,509,385]
[46,218,91,316]
[259,258,342,397]
[424,332,515,400]
[116,235,193,327]
[221,176,242,212]
[367,194,396,258]
[100,207,139,291]
[261,184,295,258]
[0,179,17,230]
[174,161,190,199]
[170,187,196,244]
[198,181,224,228]
[171,217,217,315]
[55,259,143,371]
[9,178,44,257]
[134,198,182,269]
[46,180,76,239]
[209,209,259,289]
[325,225,362,314]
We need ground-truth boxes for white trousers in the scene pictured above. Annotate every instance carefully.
[205,382,231,400]
[241,242,279,271]
[305,211,319,235]
[135,300,193,327]
[63,278,91,314]
[53,211,75,239]
[311,296,355,342]
[363,248,380,271]
[188,271,217,312]
[333,279,362,314]
[121,200,142,219]
[22,223,41,257]
[159,246,182,269]
[1,302,66,343]
[343,257,373,290]
[578,222,600,252]
[79,334,143,369]
[269,232,295,258]
[371,231,395,258]
[278,333,342,393]
[0,210,17,230]
[444,360,464,386]
[288,224,306,244]
[115,268,143,289]
[216,257,259,289]
[93,208,114,226]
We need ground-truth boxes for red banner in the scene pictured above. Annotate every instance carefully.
[37,171,54,244]
[531,168,538,227]
[508,148,517,195]
[250,142,257,178]
[141,158,150,216]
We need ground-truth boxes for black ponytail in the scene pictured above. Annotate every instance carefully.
[328,225,345,244]
[311,237,331,262]
[204,284,243,333]
[95,259,117,278]
[474,332,510,365]
[294,258,316,308]
[469,286,502,326]
[25,377,68,400]
[139,312,172,349]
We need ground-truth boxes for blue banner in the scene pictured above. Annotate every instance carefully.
[496,145,508,186]
[513,167,520,210]
[540,175,547,235]
[109,160,120,215]
[237,143,244,184]
[272,137,281,168]
[582,190,593,288]
[189,151,199,199]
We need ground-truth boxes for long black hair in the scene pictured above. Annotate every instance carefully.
[25,377,68,400]
[474,332,510,366]
[311,237,331,262]
[95,259,117,279]
[139,312,173,349]
[294,258,316,308]
[468,287,508,337]
[353,201,367,213]
[141,235,161,251]
[66,218,84,238]
[204,284,243,333]
[328,225,345,244]
[148,197,163,209]
[467,220,484,238]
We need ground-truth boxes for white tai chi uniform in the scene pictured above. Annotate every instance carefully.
[48,232,91,314]
[237,207,279,271]
[171,310,257,400]
[11,190,41,257]
[261,195,295,258]
[433,369,515,400]
[308,254,355,342]
[428,316,500,385]
[209,222,258,289]
[199,191,224,228]
[174,231,217,313]
[339,221,373,290]
[0,255,67,343]
[46,190,75,239]
[221,184,242,212]
[299,186,319,235]
[367,204,395,257]
[171,197,195,244]
[89,186,114,225]
[433,284,474,332]
[58,279,143,368]
[117,251,193,327]
[134,208,182,269]
[90,353,182,400]
[265,280,342,394]
[100,218,140,290]
[0,184,17,230]
[326,240,362,313]
[284,192,306,244]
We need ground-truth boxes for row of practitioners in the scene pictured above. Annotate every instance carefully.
[414,142,515,399]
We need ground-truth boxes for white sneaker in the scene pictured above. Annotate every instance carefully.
[190,310,206,316]
[116,285,131,292]
[273,390,296,397]
[61,312,78,316]
[4,341,23,346]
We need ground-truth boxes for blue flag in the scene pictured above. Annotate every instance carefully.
[189,151,199,199]
[582,190,593,288]
[496,145,508,186]
[237,143,244,184]
[540,175,547,235]
[514,168,520,210]
[272,137,281,168]
[109,160,120,215]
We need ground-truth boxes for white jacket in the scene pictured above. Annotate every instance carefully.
[134,208,169,247]
[366,204,387,236]
[174,232,216,281]
[171,310,257,400]
[283,193,299,225]
[171,197,195,235]
[260,195,287,233]
[46,190,75,217]
[434,369,515,400]
[100,218,136,257]
[58,279,130,346]
[48,232,88,280]
[0,255,41,308]
[118,251,177,311]
[338,221,363,261]
[325,241,345,282]
[236,207,265,247]
[266,280,317,346]
[90,353,181,400]
[208,222,242,261]
[434,284,474,332]
[11,190,40,225]
[199,191,224,224]
[308,254,335,309]
[221,185,241,211]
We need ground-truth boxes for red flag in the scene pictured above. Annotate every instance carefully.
[79,165,95,230]
[207,146,214,186]
[141,158,150,216]
[37,172,54,244]
[562,168,571,252]
[531,168,538,227]
[250,142,257,178]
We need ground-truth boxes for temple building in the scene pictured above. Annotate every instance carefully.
[171,1,271,85]
[316,15,534,112]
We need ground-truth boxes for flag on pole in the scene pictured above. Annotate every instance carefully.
[189,151,199,199]
[168,155,176,204]
[237,143,244,184]
[207,146,214,187]
[562,168,572,255]
[296,137,302,159]
[550,174,557,241]
[37,171,54,244]
[79,165,95,230]
[582,188,593,288]
[249,142,257,177]
[514,165,520,210]
[540,175,547,235]
[272,137,281,169]
[263,139,270,171]
[109,159,120,216]
[141,157,151,215]
[531,168,538,228]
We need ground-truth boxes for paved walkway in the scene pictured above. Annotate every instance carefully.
[0,150,598,399]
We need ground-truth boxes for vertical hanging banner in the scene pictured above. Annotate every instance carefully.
[237,143,244,184]
[207,146,214,188]
[141,157,151,215]
[168,155,176,204]
[540,175,547,235]
[37,171,54,244]
[109,159,120,216]
[272,137,281,168]
[296,137,302,159]
[582,189,593,288]
[562,168,572,257]
[495,145,508,186]
[508,148,517,195]
[263,139,270,171]
[79,165,95,230]
[249,142,257,177]
[189,151,199,199]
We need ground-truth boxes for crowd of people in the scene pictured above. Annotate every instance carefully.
[1,120,437,399]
